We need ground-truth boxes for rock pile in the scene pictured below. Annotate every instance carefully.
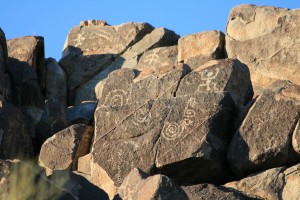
[0,4,300,200]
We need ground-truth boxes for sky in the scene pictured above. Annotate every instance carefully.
[1,1,299,61]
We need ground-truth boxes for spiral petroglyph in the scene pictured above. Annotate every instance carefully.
[162,122,184,140]
[133,107,151,125]
[184,98,198,118]
[104,89,127,106]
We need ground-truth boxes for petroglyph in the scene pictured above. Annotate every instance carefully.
[133,107,152,126]
[143,48,169,66]
[197,68,220,91]
[95,30,113,43]
[74,33,86,47]
[104,89,128,106]
[184,97,198,118]
[162,122,184,141]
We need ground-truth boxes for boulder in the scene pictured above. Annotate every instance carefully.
[225,164,300,200]
[92,92,236,187]
[0,102,33,159]
[72,27,179,105]
[182,183,257,200]
[67,102,96,125]
[178,30,225,69]
[7,36,45,90]
[36,101,68,145]
[133,174,188,200]
[3,74,12,102]
[45,58,67,104]
[97,64,190,106]
[0,28,8,70]
[226,4,300,92]
[59,22,154,91]
[38,124,88,175]
[176,59,253,108]
[227,82,300,178]
[77,153,92,175]
[292,119,300,154]
[0,45,4,100]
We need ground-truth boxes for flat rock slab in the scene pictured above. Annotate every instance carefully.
[0,102,33,159]
[7,36,45,90]
[39,124,88,175]
[226,4,300,92]
[92,92,236,188]
[227,83,300,178]
[176,59,253,108]
[225,164,300,200]
[178,30,225,69]
[60,22,154,91]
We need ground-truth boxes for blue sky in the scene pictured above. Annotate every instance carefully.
[1,1,299,60]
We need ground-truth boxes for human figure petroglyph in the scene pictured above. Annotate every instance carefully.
[197,68,220,91]
[104,89,127,106]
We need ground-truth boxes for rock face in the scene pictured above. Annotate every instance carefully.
[7,36,45,90]
[92,92,236,188]
[0,102,33,159]
[39,124,88,175]
[45,58,67,104]
[67,102,96,125]
[225,164,300,200]
[178,30,225,69]
[226,4,300,92]
[227,82,300,178]
[176,59,253,108]
[0,29,7,100]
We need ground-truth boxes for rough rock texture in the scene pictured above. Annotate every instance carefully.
[225,164,300,200]
[0,29,8,70]
[39,124,88,175]
[292,119,300,154]
[59,22,154,92]
[97,64,190,106]
[0,102,33,159]
[77,153,92,175]
[226,4,300,92]
[36,101,68,144]
[227,83,300,178]
[0,29,7,100]
[118,168,149,200]
[67,102,96,125]
[72,28,179,105]
[7,36,45,90]
[133,174,188,200]
[45,58,67,104]
[92,92,236,188]
[176,59,253,108]
[178,30,225,69]
[182,183,257,200]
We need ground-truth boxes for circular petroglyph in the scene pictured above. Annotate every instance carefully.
[104,89,127,106]
[133,107,151,125]
[162,122,184,140]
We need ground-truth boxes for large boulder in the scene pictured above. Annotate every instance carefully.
[178,30,225,69]
[59,22,154,93]
[72,27,179,105]
[91,92,236,189]
[45,58,67,104]
[0,28,8,71]
[225,164,300,200]
[226,4,300,92]
[227,82,300,178]
[67,102,96,125]
[7,36,45,90]
[0,29,7,100]
[38,124,88,175]
[0,102,33,159]
[176,59,253,108]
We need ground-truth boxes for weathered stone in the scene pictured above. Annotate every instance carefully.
[67,102,96,125]
[36,101,68,144]
[77,153,92,175]
[0,102,33,159]
[136,46,178,69]
[225,164,300,200]
[72,27,179,105]
[7,57,44,108]
[39,124,88,175]
[182,183,257,200]
[80,19,108,27]
[3,74,12,102]
[0,46,4,100]
[178,30,225,69]
[227,83,300,178]
[118,168,149,200]
[0,28,8,71]
[22,106,43,138]
[92,92,236,187]
[60,22,154,91]
[226,4,300,92]
[7,36,45,90]
[292,119,300,154]
[98,64,190,106]
[45,58,67,104]
[133,174,188,200]
[176,59,253,108]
